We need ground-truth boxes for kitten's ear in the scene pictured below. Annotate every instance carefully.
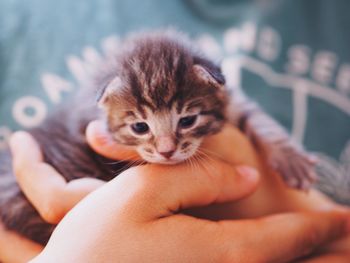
[97,76,122,108]
[193,57,225,87]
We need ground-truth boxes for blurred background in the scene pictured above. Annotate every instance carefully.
[0,0,349,202]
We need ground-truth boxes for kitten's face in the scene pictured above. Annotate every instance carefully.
[113,101,215,164]
[98,35,227,164]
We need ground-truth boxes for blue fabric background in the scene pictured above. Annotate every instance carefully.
[0,0,349,202]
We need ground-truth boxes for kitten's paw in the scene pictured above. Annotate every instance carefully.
[268,147,318,190]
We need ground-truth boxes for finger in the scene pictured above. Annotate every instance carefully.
[10,132,66,213]
[0,220,43,262]
[201,124,260,167]
[86,120,140,161]
[216,211,350,263]
[299,252,350,263]
[9,131,44,166]
[9,132,104,224]
[118,159,260,219]
[34,162,259,262]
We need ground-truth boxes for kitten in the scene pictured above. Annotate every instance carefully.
[0,31,316,245]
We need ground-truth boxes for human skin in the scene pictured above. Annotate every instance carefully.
[0,122,349,262]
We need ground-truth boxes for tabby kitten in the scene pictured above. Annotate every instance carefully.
[0,31,316,245]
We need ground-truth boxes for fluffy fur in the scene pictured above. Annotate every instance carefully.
[0,31,316,245]
[99,32,228,164]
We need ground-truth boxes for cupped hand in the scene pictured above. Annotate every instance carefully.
[33,154,349,263]
[0,121,349,262]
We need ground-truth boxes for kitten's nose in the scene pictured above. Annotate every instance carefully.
[156,136,176,159]
[159,150,175,159]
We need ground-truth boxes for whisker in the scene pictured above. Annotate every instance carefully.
[103,153,139,165]
[192,154,201,173]
[111,159,146,176]
[190,156,197,175]
[201,148,226,161]
[186,158,194,175]
[195,150,217,175]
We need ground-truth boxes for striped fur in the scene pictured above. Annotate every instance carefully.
[228,92,317,189]
[98,32,228,164]
[0,31,316,245]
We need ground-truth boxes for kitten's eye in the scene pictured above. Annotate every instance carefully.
[131,122,149,134]
[179,115,197,129]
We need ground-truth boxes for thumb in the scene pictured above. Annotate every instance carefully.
[86,120,140,161]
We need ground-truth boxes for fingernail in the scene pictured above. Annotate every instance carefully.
[90,120,108,136]
[87,120,113,144]
[9,132,28,150]
[236,166,259,180]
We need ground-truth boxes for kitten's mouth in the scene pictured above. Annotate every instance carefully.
[155,159,184,165]
[154,151,199,165]
[139,154,189,165]
[143,157,185,165]
[138,143,201,165]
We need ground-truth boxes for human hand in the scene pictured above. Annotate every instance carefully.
[8,119,264,226]
[2,125,349,262]
[0,220,42,263]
